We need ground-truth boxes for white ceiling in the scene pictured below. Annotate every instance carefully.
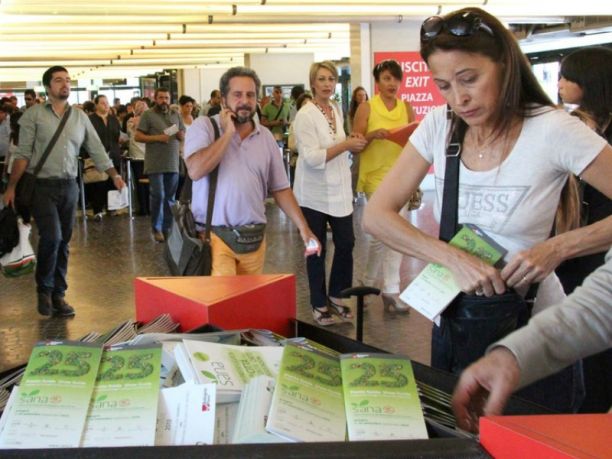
[1,0,611,82]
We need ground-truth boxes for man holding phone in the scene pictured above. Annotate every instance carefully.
[184,67,319,275]
[135,87,185,242]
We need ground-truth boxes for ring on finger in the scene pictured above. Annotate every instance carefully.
[475,288,484,296]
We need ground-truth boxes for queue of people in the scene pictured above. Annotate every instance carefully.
[1,6,610,428]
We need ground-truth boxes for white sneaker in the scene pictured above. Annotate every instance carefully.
[93,212,103,222]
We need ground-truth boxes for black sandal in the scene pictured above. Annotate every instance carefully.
[327,297,353,321]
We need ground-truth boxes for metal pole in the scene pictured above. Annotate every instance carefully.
[126,157,133,219]
[78,158,87,220]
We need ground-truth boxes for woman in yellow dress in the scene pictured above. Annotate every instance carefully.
[352,59,416,311]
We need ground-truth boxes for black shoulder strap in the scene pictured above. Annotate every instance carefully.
[179,118,220,243]
[272,103,285,121]
[438,108,465,242]
[204,118,221,242]
[32,106,71,177]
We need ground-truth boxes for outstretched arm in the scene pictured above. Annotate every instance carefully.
[452,348,520,433]
[364,143,506,296]
[271,187,320,255]
[453,248,612,432]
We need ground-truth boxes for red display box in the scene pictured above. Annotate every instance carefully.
[134,274,296,336]
[480,414,612,459]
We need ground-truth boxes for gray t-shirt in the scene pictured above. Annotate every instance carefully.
[138,107,184,174]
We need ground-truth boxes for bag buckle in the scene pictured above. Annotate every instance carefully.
[446,142,462,157]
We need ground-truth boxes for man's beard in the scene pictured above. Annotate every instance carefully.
[57,92,69,101]
[234,106,254,124]
[157,103,169,113]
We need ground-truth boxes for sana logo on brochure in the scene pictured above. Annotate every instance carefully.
[200,370,218,383]
[193,352,210,362]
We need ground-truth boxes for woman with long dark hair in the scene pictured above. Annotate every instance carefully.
[347,86,368,131]
[555,46,612,413]
[364,8,612,412]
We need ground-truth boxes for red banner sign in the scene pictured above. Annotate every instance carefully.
[373,51,446,120]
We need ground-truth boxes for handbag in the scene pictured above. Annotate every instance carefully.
[431,108,533,373]
[16,107,71,208]
[0,206,19,257]
[431,110,584,413]
[163,118,220,276]
[82,157,109,184]
[212,223,266,254]
[0,217,36,277]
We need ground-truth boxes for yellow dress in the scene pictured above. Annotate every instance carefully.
[356,95,411,195]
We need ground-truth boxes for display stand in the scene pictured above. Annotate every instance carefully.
[134,274,295,337]
[1,275,567,458]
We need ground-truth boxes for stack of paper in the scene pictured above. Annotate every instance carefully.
[232,376,286,444]
[156,381,216,446]
[137,313,179,334]
[81,343,162,447]
[95,320,138,346]
[340,353,427,441]
[266,342,346,442]
[0,341,104,449]
[174,340,284,403]
[214,402,239,445]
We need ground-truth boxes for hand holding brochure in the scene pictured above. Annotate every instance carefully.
[386,121,420,147]
[400,224,507,323]
[163,124,179,136]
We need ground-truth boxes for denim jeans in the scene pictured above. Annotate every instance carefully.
[301,207,354,309]
[149,172,178,234]
[30,178,78,296]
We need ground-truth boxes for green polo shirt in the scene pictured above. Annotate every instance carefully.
[261,99,290,138]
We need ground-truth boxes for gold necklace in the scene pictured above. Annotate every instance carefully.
[468,130,495,160]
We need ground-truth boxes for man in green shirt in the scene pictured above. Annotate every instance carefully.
[261,85,290,145]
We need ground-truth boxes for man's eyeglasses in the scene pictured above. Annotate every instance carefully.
[420,12,494,42]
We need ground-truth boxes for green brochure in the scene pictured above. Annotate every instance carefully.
[266,342,346,442]
[340,353,427,441]
[400,223,507,323]
[0,340,103,449]
[81,343,162,447]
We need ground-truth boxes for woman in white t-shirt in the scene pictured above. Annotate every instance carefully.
[293,61,367,326]
[363,8,612,410]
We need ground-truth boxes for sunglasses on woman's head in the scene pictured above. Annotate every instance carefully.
[420,12,494,42]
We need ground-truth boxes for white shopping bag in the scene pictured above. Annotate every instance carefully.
[0,218,36,277]
[107,187,129,211]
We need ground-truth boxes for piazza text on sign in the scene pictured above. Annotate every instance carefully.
[374,51,445,120]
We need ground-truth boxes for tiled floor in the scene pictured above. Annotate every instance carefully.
[0,192,439,373]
